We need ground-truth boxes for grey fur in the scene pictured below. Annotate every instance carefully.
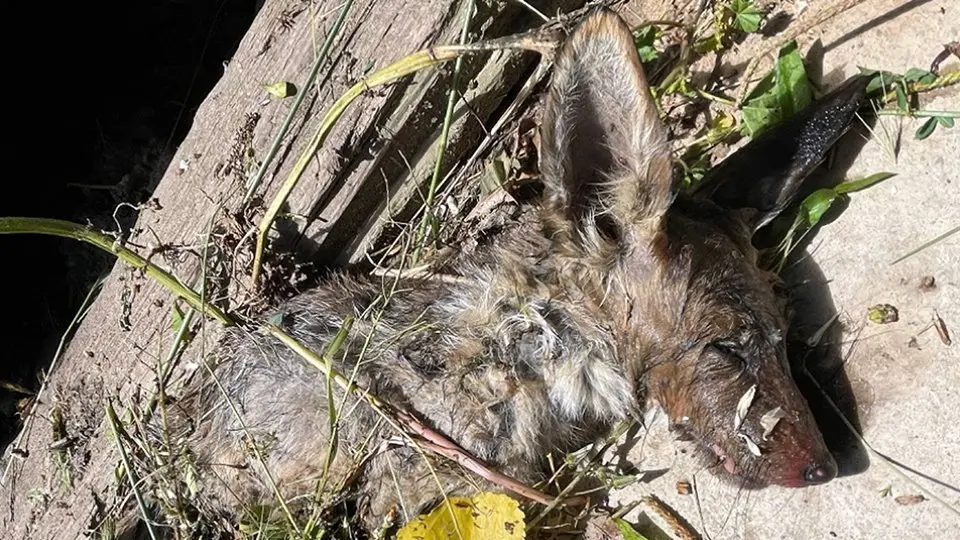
[165,8,866,533]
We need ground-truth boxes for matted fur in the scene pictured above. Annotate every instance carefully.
[160,8,868,534]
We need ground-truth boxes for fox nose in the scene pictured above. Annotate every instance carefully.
[803,459,837,485]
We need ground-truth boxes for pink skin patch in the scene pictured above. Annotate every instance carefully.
[712,444,737,475]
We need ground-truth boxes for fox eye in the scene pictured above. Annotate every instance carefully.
[709,340,748,372]
[711,340,739,355]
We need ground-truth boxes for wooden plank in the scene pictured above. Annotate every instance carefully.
[0,1,586,536]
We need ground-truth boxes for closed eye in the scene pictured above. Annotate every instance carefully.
[699,340,748,379]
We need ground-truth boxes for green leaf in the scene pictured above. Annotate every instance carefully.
[915,117,938,140]
[859,67,899,94]
[895,84,908,111]
[797,172,895,227]
[936,115,955,128]
[615,519,650,540]
[170,303,185,334]
[835,172,896,194]
[800,188,838,227]
[741,41,812,136]
[694,31,725,54]
[480,152,510,194]
[729,0,764,33]
[903,67,936,84]
[633,25,660,63]
[860,66,936,97]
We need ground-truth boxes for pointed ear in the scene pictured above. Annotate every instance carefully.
[693,75,869,229]
[539,9,673,245]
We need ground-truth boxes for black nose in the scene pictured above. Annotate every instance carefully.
[803,461,837,485]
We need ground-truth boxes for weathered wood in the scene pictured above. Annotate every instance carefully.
[0,1,587,537]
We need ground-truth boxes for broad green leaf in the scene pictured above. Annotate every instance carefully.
[903,67,936,84]
[915,117,938,140]
[729,0,764,33]
[835,172,896,194]
[397,492,525,540]
[774,41,813,118]
[740,72,777,133]
[741,41,812,136]
[615,519,651,540]
[936,115,955,128]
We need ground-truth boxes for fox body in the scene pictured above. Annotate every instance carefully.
[168,9,867,533]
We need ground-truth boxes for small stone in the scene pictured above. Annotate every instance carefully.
[894,494,925,505]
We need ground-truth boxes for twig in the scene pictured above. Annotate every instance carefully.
[527,420,633,529]
[875,109,959,119]
[0,276,104,486]
[803,367,960,518]
[891,225,960,265]
[882,71,960,105]
[642,494,701,540]
[249,25,564,284]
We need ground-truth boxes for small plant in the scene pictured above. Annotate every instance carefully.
[770,172,896,271]
[633,24,660,63]
[861,66,959,140]
[728,0,764,33]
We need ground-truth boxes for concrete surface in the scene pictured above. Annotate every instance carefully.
[610,0,960,538]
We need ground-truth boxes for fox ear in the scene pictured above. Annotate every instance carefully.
[693,75,869,230]
[539,9,673,246]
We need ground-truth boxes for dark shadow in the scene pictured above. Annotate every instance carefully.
[782,255,870,478]
[766,113,879,478]
[0,0,258,449]
[760,11,793,38]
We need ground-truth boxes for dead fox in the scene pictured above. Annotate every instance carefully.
[159,8,868,535]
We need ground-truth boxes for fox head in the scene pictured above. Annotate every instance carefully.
[537,9,866,487]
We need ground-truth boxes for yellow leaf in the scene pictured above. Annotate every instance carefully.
[397,492,525,540]
[263,81,295,98]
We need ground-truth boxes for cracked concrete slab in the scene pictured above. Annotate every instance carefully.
[611,0,959,538]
